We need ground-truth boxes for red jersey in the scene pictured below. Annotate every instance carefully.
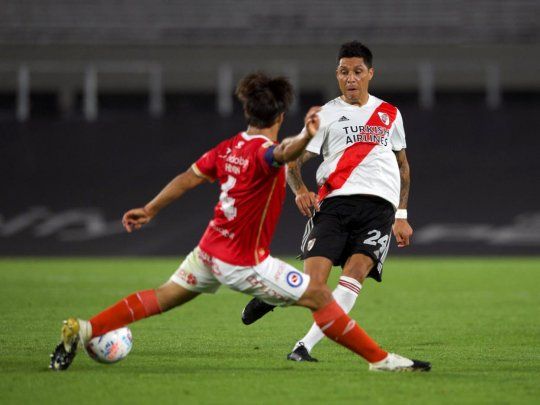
[192,132,286,266]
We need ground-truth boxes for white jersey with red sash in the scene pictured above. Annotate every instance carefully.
[306,95,406,208]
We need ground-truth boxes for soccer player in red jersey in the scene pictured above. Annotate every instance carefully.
[49,72,430,372]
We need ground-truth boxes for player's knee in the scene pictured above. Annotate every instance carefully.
[343,253,374,283]
[304,256,333,284]
[155,281,196,311]
[298,281,333,310]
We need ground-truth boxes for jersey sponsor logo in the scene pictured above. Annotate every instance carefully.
[378,112,390,125]
[343,124,390,146]
[225,155,249,168]
[225,163,241,175]
[286,271,304,288]
[224,155,250,175]
[343,125,389,136]
[307,238,316,251]
[345,133,389,147]
[338,116,349,122]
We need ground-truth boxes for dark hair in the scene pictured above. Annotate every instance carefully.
[235,72,294,128]
[337,41,373,68]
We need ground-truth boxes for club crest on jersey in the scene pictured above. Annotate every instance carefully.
[286,271,304,288]
[378,112,390,126]
[307,238,316,251]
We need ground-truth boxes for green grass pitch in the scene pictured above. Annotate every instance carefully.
[1,257,539,404]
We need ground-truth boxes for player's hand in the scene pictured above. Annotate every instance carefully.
[122,207,153,233]
[304,107,321,138]
[393,219,413,247]
[295,190,319,217]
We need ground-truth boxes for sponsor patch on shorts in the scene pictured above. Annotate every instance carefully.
[175,268,198,286]
[286,271,304,288]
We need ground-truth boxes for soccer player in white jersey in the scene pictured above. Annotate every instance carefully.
[242,41,419,364]
[49,72,430,372]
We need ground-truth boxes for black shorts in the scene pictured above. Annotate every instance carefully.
[300,195,395,282]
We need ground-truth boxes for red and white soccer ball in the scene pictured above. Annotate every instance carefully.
[85,327,133,364]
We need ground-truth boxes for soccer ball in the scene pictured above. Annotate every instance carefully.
[85,327,133,364]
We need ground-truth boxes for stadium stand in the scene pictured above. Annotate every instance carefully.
[0,0,538,45]
[0,1,539,256]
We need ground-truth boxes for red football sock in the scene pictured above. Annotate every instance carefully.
[89,289,162,337]
[313,300,387,363]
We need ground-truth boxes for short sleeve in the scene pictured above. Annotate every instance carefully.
[390,109,407,151]
[192,148,218,182]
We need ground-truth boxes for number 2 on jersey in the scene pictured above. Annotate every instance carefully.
[219,175,237,220]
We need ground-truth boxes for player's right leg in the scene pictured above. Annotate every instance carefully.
[49,247,216,371]
[49,283,198,371]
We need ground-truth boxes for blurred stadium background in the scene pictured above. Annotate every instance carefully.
[1,2,540,404]
[1,0,539,257]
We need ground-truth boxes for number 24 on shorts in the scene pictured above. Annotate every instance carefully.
[363,230,389,249]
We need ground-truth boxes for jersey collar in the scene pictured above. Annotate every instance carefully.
[336,94,375,109]
[241,132,273,142]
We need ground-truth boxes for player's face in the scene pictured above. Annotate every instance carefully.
[336,57,374,105]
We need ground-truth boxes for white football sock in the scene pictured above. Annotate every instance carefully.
[293,276,361,353]
[78,319,92,344]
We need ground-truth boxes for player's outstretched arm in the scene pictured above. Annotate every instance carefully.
[392,149,413,247]
[272,106,320,165]
[122,168,207,233]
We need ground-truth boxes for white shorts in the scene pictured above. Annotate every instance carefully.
[169,247,310,306]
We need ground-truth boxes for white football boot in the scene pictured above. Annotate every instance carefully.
[369,352,431,372]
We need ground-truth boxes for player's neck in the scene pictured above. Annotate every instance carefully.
[246,125,279,142]
[341,92,369,107]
